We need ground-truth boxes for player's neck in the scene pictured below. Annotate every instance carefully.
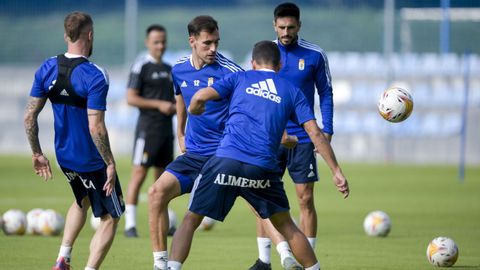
[191,54,208,70]
[67,42,90,58]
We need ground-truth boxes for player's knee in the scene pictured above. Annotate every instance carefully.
[183,212,203,228]
[148,184,170,206]
[100,215,119,227]
[298,192,315,210]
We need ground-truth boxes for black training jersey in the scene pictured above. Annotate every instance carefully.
[127,53,174,129]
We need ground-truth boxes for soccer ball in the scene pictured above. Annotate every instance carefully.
[37,209,64,236]
[2,209,27,235]
[168,208,177,232]
[26,208,44,235]
[198,216,216,231]
[363,210,391,237]
[426,237,459,267]
[90,213,101,230]
[378,87,413,123]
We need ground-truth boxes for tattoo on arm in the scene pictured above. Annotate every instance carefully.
[91,130,115,165]
[24,97,46,155]
[89,113,115,165]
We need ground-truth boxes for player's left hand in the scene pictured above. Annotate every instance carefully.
[332,169,349,199]
[32,154,52,181]
[188,103,205,115]
[281,135,298,149]
[104,163,116,196]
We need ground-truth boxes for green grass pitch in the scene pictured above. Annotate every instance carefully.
[0,155,479,269]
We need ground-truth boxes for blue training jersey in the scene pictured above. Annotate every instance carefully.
[213,69,315,171]
[172,52,243,156]
[30,54,109,172]
[275,38,334,142]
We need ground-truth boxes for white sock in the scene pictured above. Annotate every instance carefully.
[305,262,320,270]
[257,237,271,264]
[276,241,293,265]
[167,261,182,270]
[84,267,96,270]
[153,251,168,269]
[58,245,72,261]
[307,237,316,249]
[125,204,137,229]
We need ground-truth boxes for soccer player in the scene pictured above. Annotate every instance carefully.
[147,15,243,270]
[124,24,176,238]
[250,3,336,269]
[23,12,124,270]
[167,40,349,270]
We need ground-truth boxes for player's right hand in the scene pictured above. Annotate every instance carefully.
[332,169,349,199]
[32,154,52,181]
[104,163,116,196]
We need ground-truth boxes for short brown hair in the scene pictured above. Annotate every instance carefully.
[64,12,93,42]
[252,40,280,67]
[187,15,218,37]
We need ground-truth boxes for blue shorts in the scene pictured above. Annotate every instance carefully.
[165,152,210,194]
[278,142,318,184]
[189,156,290,221]
[61,166,125,218]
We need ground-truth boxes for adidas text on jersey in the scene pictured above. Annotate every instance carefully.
[245,78,281,104]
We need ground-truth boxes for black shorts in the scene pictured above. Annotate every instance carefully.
[132,129,174,168]
[61,166,125,218]
[278,142,319,184]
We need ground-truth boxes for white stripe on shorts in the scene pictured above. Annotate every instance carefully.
[187,174,203,210]
[133,137,145,165]
[110,187,123,217]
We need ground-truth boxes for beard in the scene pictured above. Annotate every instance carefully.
[88,44,93,57]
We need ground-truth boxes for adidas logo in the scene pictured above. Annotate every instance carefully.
[307,164,315,178]
[180,81,187,87]
[245,78,281,103]
[60,89,69,96]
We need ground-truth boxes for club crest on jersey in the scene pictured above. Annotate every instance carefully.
[208,77,214,86]
[298,59,305,70]
[245,78,282,104]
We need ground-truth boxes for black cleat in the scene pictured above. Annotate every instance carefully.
[248,259,272,270]
[167,226,176,236]
[124,227,139,238]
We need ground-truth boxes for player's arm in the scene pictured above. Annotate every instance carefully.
[126,88,175,115]
[24,96,52,181]
[188,86,221,115]
[88,109,116,196]
[305,121,348,198]
[303,120,349,198]
[175,94,187,153]
[315,53,334,141]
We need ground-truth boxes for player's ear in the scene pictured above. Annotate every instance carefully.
[87,30,93,42]
[298,20,302,30]
[251,60,257,70]
[63,33,68,43]
[188,35,195,48]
